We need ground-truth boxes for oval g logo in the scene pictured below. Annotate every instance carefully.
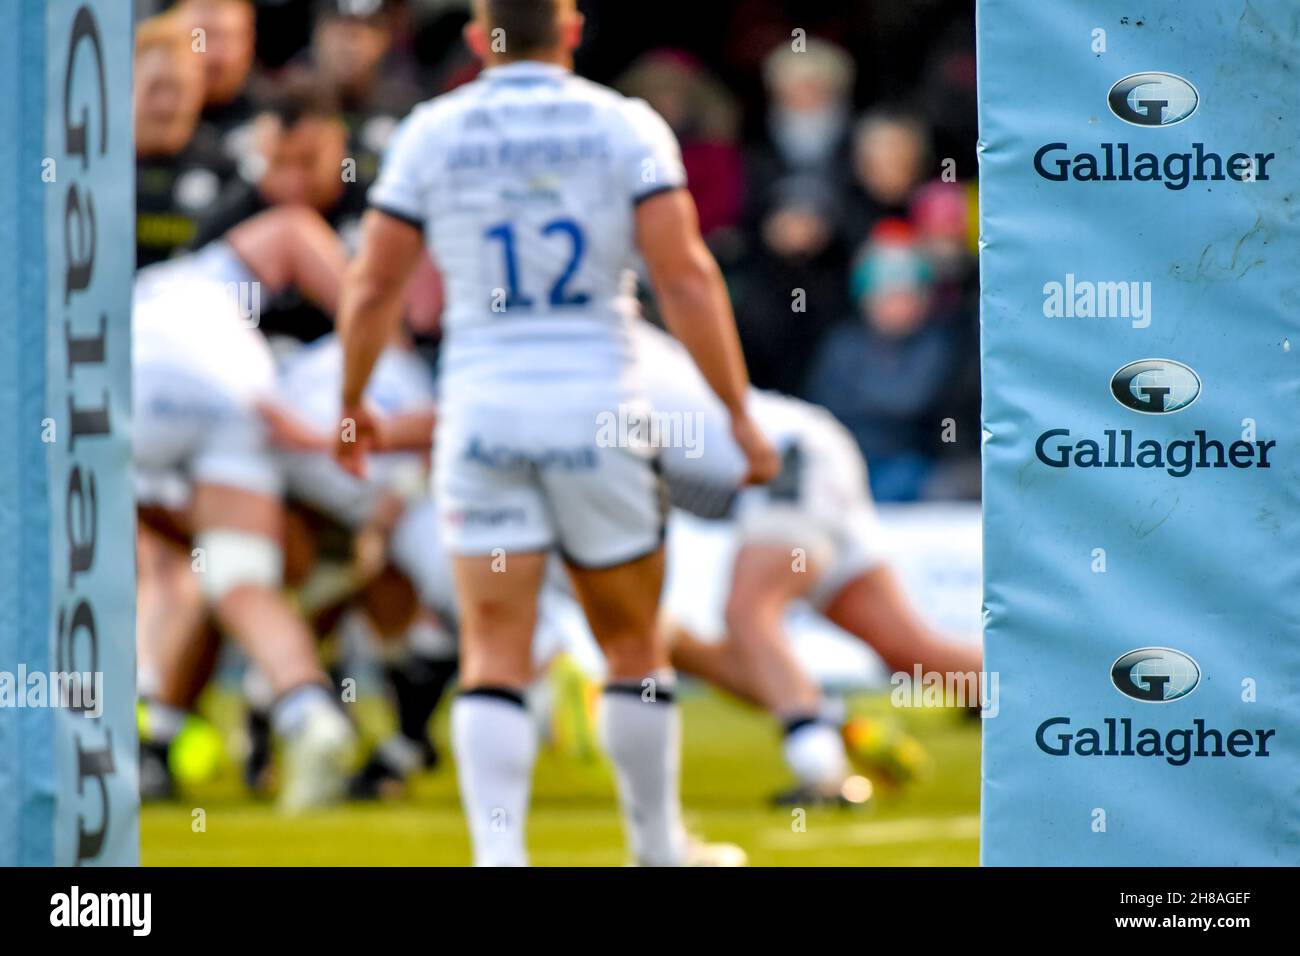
[1111,647,1201,703]
[1111,358,1201,414]
[1108,72,1199,127]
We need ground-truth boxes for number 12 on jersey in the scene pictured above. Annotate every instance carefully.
[484,218,590,311]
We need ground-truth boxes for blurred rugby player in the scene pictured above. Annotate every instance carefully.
[335,0,777,866]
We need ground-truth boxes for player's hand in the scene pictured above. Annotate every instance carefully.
[731,412,780,485]
[336,401,378,479]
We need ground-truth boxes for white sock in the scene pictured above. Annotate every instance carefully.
[600,678,685,867]
[141,700,186,744]
[271,684,334,738]
[782,717,849,790]
[451,689,537,867]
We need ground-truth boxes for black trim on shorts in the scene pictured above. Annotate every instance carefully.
[368,202,425,231]
[604,682,676,704]
[558,531,665,571]
[632,183,684,206]
[459,686,526,708]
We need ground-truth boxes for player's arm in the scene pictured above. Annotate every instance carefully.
[635,189,779,483]
[225,206,348,315]
[335,209,425,475]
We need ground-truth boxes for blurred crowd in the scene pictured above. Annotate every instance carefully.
[132,0,980,501]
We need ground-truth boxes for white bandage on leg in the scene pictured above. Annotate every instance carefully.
[193,529,283,601]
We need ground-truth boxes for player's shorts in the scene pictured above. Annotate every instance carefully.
[133,361,281,503]
[434,400,667,567]
[132,255,281,505]
[734,408,886,609]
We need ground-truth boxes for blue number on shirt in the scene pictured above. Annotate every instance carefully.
[484,218,589,310]
[483,222,534,308]
[541,218,590,307]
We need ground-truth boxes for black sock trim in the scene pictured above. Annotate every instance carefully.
[459,685,526,708]
[604,682,675,704]
[782,714,824,736]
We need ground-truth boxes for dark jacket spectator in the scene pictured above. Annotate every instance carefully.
[732,175,852,396]
[804,223,960,502]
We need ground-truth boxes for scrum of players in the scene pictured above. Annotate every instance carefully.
[133,0,982,865]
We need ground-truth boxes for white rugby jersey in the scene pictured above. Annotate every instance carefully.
[277,335,436,516]
[631,321,845,516]
[278,334,435,431]
[369,61,687,407]
[132,243,275,397]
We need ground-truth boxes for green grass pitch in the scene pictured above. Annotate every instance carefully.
[141,688,981,866]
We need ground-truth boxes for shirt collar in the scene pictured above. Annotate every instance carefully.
[480,61,570,84]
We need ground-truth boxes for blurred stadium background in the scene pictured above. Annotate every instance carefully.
[133,0,982,866]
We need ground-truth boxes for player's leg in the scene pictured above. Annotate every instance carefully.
[664,616,763,707]
[449,549,547,866]
[135,516,210,799]
[190,481,355,812]
[565,546,686,867]
[719,541,853,799]
[351,573,456,797]
[544,432,687,867]
[434,407,559,866]
[131,382,225,799]
[389,500,463,745]
[193,485,324,688]
[823,565,983,684]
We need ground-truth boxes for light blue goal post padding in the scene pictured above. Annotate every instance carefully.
[0,0,137,866]
[978,0,1300,864]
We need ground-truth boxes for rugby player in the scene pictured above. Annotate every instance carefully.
[254,330,454,796]
[134,206,357,812]
[334,0,777,866]
[635,320,983,801]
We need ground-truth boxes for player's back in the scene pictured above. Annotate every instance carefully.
[371,62,686,411]
[133,245,276,399]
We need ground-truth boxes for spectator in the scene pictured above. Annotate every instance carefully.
[845,108,931,244]
[732,174,850,396]
[135,12,234,267]
[804,222,960,502]
[194,79,359,245]
[617,49,744,246]
[193,80,362,345]
[299,0,425,187]
[910,180,981,498]
[745,38,856,222]
[910,179,976,311]
[176,0,260,177]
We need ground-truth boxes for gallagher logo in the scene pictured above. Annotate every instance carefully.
[1110,647,1201,703]
[1110,358,1201,414]
[1033,647,1277,764]
[1032,360,1278,476]
[1032,72,1274,188]
[1107,72,1199,127]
